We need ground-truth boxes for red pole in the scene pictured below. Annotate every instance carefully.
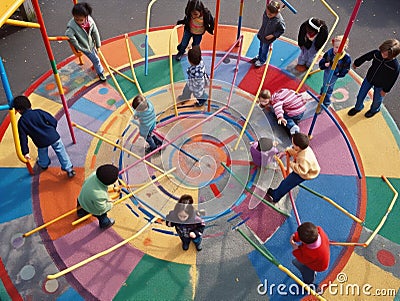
[31,0,76,144]
[337,0,363,53]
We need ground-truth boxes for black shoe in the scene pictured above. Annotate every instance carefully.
[175,53,183,61]
[195,243,202,251]
[99,73,107,82]
[250,57,258,63]
[194,101,205,107]
[182,242,190,251]
[364,110,379,118]
[100,218,115,229]
[347,108,361,116]
[264,188,278,203]
[67,169,76,178]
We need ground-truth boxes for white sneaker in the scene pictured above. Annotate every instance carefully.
[254,60,264,67]
[290,125,300,135]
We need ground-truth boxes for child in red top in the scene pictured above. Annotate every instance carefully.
[290,222,330,284]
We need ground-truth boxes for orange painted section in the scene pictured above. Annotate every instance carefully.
[101,38,141,68]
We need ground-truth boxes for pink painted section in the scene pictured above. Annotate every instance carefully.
[53,223,144,300]
[299,113,357,177]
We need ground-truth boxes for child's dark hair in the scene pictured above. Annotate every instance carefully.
[173,202,195,219]
[267,1,281,14]
[292,132,309,150]
[306,18,327,34]
[188,45,202,65]
[13,95,31,112]
[379,39,400,60]
[297,222,319,244]
[257,137,273,152]
[259,89,271,99]
[72,2,92,17]
[185,0,205,15]
[132,94,146,110]
[179,194,194,204]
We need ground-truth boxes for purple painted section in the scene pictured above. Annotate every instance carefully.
[235,189,286,242]
[299,112,357,177]
[53,223,144,301]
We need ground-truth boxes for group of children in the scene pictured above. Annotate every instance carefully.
[11,0,400,289]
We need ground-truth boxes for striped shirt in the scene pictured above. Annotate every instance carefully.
[270,88,306,119]
[190,16,205,35]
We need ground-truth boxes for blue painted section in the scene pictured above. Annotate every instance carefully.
[245,37,300,69]
[56,287,84,301]
[248,174,359,300]
[0,168,32,223]
[70,97,114,122]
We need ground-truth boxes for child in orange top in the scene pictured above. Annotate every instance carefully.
[265,132,320,203]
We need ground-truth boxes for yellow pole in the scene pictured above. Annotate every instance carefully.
[4,19,40,28]
[233,46,273,150]
[124,34,143,95]
[72,167,176,225]
[97,50,134,115]
[109,66,136,84]
[363,176,398,246]
[73,122,167,174]
[9,109,32,172]
[329,242,364,246]
[47,217,156,280]
[23,208,78,237]
[296,0,339,92]
[169,25,181,117]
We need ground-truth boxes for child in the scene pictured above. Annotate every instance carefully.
[176,0,214,61]
[319,35,352,106]
[177,45,208,107]
[166,195,205,251]
[259,88,310,135]
[290,222,330,284]
[132,95,162,154]
[13,95,76,178]
[250,137,279,167]
[265,132,320,203]
[65,2,106,81]
[252,1,285,67]
[348,39,400,118]
[295,18,329,72]
[77,164,119,229]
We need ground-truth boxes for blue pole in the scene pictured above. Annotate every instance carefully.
[281,0,297,14]
[145,35,149,76]
[0,57,13,108]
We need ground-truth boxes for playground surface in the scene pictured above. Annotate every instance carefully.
[1,1,400,301]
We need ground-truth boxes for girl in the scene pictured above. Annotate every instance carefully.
[250,137,279,168]
[166,195,205,251]
[175,0,214,61]
[295,18,329,72]
[65,2,106,81]
[252,1,285,67]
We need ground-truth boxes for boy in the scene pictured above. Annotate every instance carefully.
[290,222,330,284]
[132,95,162,154]
[264,132,320,203]
[177,45,208,107]
[77,164,119,229]
[348,39,400,118]
[319,35,351,107]
[13,95,76,178]
[253,1,285,67]
[258,88,309,135]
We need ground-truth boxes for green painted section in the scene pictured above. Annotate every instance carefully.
[94,140,103,154]
[130,34,154,58]
[381,107,400,149]
[0,280,12,301]
[364,176,400,244]
[113,254,193,301]
[304,71,323,92]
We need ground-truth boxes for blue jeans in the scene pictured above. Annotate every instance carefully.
[354,78,384,113]
[84,48,104,76]
[269,172,304,202]
[177,30,203,55]
[293,258,316,284]
[257,42,270,64]
[284,112,303,133]
[181,84,208,104]
[320,71,339,106]
[298,45,317,67]
[145,131,162,151]
[77,200,112,228]
[37,138,73,172]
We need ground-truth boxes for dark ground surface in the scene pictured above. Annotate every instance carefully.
[0,1,399,127]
